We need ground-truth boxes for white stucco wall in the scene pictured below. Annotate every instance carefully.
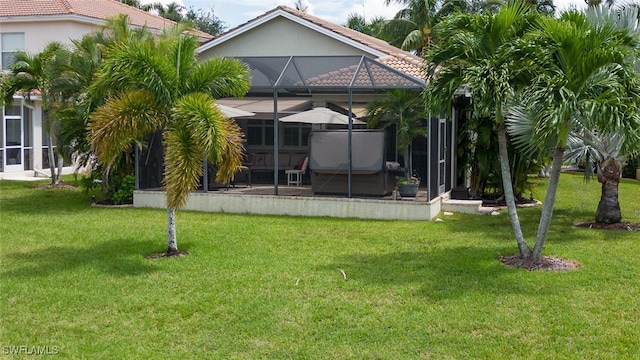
[1,20,96,53]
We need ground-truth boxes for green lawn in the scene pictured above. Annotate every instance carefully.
[1,173,639,359]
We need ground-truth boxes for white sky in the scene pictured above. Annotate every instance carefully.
[141,0,588,30]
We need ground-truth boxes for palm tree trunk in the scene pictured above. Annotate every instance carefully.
[497,123,530,258]
[55,153,63,184]
[167,208,178,255]
[531,146,565,262]
[595,158,622,224]
[48,121,56,185]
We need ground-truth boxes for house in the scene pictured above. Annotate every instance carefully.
[197,6,458,201]
[0,0,212,178]
[135,6,464,219]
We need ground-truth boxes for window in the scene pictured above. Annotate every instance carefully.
[247,120,273,146]
[1,33,25,70]
[283,124,311,147]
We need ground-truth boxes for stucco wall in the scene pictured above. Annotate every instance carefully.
[1,20,96,53]
[200,17,375,60]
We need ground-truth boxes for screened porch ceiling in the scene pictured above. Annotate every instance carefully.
[235,55,426,94]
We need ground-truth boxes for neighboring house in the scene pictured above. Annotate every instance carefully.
[0,0,212,178]
[192,6,458,201]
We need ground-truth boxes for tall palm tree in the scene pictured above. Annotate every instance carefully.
[366,89,426,177]
[381,0,470,54]
[0,42,71,185]
[506,7,640,262]
[57,16,156,189]
[425,1,539,259]
[345,14,387,36]
[151,2,185,22]
[87,22,251,256]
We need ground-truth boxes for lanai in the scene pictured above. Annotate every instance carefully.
[218,54,427,198]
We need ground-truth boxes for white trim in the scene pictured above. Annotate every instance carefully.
[197,9,387,58]
[1,14,105,26]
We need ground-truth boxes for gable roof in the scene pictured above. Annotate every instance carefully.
[199,6,424,79]
[0,0,212,41]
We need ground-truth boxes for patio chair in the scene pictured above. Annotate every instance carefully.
[285,156,309,186]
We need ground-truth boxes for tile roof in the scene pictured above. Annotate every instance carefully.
[217,6,425,80]
[0,0,212,40]
[296,59,423,89]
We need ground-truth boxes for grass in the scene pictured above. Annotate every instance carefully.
[1,173,639,359]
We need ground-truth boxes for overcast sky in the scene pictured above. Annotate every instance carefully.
[141,0,588,30]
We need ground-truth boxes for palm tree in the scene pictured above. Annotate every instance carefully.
[506,7,640,262]
[566,131,635,224]
[381,0,470,54]
[151,2,185,22]
[87,22,251,256]
[425,1,539,259]
[0,42,71,185]
[345,14,387,36]
[56,16,156,190]
[365,89,426,178]
[57,34,106,170]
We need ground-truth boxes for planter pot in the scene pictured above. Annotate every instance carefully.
[398,183,419,197]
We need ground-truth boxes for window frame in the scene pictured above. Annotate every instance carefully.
[1,32,25,71]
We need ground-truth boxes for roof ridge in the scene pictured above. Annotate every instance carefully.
[59,0,74,13]
[275,5,422,63]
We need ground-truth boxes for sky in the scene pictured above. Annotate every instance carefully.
[141,0,588,30]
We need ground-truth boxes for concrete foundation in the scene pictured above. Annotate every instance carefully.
[134,190,442,221]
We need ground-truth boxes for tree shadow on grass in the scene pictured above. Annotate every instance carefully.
[323,244,563,301]
[1,238,162,278]
[0,186,92,215]
[438,207,600,246]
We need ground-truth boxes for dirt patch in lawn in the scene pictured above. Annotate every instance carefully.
[499,254,581,271]
[575,221,640,231]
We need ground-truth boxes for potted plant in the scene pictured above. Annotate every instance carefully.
[396,175,420,197]
[366,89,426,197]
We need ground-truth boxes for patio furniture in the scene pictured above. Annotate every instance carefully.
[246,152,307,177]
[285,156,309,186]
[207,163,251,189]
[309,129,395,196]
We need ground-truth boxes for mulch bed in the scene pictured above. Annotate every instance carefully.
[92,199,133,207]
[146,251,189,259]
[499,254,581,271]
[37,182,77,189]
[575,221,640,231]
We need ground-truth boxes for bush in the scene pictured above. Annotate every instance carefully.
[111,175,135,205]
